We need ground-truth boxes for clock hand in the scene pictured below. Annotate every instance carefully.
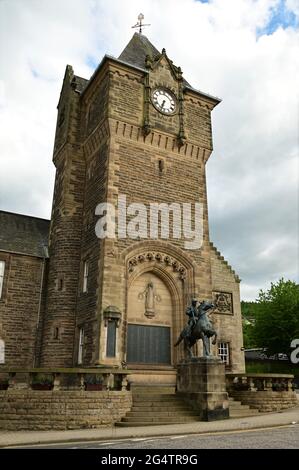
[161,100,166,109]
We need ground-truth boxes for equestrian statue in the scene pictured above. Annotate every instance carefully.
[174,299,217,358]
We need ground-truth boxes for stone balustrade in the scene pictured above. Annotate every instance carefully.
[226,372,297,413]
[0,368,133,430]
[226,372,294,393]
[0,367,131,392]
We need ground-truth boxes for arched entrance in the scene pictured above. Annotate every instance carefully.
[126,271,173,365]
[122,242,196,368]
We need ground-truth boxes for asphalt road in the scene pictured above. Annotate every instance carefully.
[11,424,299,449]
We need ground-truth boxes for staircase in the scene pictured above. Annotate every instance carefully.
[116,385,200,427]
[228,397,260,418]
[116,386,260,427]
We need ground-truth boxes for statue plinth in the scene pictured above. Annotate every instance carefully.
[177,356,229,421]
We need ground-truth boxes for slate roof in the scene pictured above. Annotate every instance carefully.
[73,75,89,93]
[118,33,192,88]
[81,33,220,103]
[118,33,160,70]
[0,211,50,258]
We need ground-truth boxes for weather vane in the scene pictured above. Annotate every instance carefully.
[132,13,150,34]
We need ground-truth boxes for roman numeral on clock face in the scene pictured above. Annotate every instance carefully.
[151,88,177,115]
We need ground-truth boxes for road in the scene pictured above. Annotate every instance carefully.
[9,424,299,449]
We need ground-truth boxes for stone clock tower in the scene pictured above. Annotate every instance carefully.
[39,32,245,382]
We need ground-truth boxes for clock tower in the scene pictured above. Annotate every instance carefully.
[39,32,245,382]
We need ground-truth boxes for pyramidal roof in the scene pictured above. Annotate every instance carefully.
[118,32,191,87]
[82,33,220,104]
[118,32,160,70]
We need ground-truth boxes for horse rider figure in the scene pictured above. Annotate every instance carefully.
[185,298,198,338]
[175,298,217,357]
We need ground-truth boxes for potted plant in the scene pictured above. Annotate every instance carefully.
[84,374,104,391]
[31,374,53,390]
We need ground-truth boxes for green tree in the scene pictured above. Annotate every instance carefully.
[252,279,299,357]
[241,301,259,348]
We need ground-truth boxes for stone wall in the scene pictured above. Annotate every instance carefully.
[230,390,298,413]
[0,252,44,369]
[0,390,132,430]
[74,140,109,366]
[39,66,86,368]
[209,243,245,373]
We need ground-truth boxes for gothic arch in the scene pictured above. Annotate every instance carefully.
[122,240,196,297]
[122,241,195,365]
[121,240,196,270]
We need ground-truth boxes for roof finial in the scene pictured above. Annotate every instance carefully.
[132,13,150,34]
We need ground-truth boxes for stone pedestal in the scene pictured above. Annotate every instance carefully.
[177,357,229,421]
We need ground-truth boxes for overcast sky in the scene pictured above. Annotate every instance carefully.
[0,0,298,300]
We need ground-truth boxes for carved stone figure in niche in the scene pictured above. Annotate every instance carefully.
[138,281,161,318]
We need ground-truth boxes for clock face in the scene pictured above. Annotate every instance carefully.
[151,88,177,115]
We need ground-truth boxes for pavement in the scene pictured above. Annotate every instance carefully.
[0,406,299,448]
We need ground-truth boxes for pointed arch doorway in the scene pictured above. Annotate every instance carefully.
[126,269,181,366]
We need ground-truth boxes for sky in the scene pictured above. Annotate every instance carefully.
[0,0,298,301]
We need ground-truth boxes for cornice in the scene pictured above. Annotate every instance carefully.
[110,119,212,163]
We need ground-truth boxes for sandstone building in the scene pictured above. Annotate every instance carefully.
[0,33,245,383]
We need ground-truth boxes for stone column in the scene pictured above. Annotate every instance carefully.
[177,357,229,421]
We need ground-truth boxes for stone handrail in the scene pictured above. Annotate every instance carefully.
[226,372,295,393]
[0,368,132,392]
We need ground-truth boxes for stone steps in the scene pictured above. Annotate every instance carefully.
[116,386,262,426]
[229,409,260,417]
[131,386,176,394]
[115,385,199,427]
[133,394,180,402]
[228,396,260,418]
[126,410,199,418]
[131,405,192,412]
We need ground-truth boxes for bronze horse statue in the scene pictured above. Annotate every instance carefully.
[174,301,217,358]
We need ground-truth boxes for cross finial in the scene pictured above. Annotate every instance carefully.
[131,13,150,34]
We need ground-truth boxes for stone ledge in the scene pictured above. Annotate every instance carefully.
[229,390,297,412]
[0,390,133,431]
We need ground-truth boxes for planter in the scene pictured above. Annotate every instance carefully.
[85,384,103,391]
[31,384,53,391]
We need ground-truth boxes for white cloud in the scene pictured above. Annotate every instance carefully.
[0,0,298,300]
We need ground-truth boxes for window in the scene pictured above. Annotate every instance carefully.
[106,321,117,358]
[0,261,5,299]
[78,328,84,365]
[83,261,89,293]
[218,342,230,365]
[0,339,5,364]
[53,327,60,340]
